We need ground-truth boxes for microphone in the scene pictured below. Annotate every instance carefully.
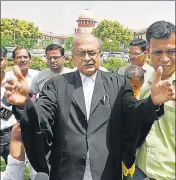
[34,172,49,180]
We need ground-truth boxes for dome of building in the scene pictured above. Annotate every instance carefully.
[78,9,96,20]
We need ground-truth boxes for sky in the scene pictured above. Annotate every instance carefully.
[1,1,175,35]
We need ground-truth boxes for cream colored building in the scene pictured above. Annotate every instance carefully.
[42,31,71,46]
[75,9,97,35]
[134,28,147,40]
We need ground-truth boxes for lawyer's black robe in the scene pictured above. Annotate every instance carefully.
[12,70,164,180]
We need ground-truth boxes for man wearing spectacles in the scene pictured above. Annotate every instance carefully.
[5,34,175,180]
[118,39,154,87]
[72,49,108,72]
[30,44,72,95]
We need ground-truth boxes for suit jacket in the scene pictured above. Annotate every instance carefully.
[13,70,164,180]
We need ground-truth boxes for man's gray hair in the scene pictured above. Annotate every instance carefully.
[71,34,103,53]
[124,65,145,81]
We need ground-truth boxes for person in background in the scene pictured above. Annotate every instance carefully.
[9,47,39,180]
[134,21,176,180]
[124,65,145,99]
[118,39,154,87]
[122,64,145,180]
[30,44,72,95]
[0,46,17,165]
[9,47,39,86]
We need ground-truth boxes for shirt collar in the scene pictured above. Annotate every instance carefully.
[141,63,148,71]
[27,69,36,79]
[79,71,97,83]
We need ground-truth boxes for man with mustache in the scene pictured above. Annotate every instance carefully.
[118,39,154,87]
[5,34,175,180]
[10,47,39,86]
[133,21,175,180]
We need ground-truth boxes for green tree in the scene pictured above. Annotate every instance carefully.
[1,18,43,48]
[102,58,129,72]
[92,20,134,52]
[64,36,73,51]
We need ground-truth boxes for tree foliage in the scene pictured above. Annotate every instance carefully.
[92,20,134,52]
[64,36,73,51]
[102,58,129,72]
[1,18,43,48]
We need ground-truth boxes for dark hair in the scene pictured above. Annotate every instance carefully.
[12,47,31,59]
[146,21,175,45]
[124,65,145,81]
[0,46,8,57]
[45,44,64,56]
[129,39,147,52]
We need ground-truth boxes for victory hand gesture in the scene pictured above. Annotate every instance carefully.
[151,66,176,105]
[5,65,29,105]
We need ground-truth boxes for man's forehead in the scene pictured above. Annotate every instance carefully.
[47,49,61,54]
[129,46,141,51]
[16,49,28,55]
[150,33,176,48]
[76,37,99,45]
[75,40,100,50]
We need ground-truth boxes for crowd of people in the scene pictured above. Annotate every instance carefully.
[0,20,175,180]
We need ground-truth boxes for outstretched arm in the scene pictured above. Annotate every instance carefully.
[5,65,58,174]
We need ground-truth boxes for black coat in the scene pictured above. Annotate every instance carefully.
[13,70,163,180]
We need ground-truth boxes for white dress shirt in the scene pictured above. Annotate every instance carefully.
[80,72,97,180]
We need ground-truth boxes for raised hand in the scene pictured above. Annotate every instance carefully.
[5,65,29,105]
[151,66,176,105]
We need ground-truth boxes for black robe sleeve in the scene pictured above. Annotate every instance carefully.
[120,80,164,169]
[13,78,58,174]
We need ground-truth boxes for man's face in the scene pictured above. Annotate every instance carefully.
[0,56,7,72]
[13,49,30,71]
[72,37,103,76]
[129,77,144,98]
[46,49,65,72]
[149,33,176,80]
[129,46,146,67]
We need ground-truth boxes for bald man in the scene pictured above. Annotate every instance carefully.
[6,34,174,180]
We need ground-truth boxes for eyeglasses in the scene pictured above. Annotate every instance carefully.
[151,48,176,56]
[46,56,63,61]
[74,50,101,58]
[16,56,29,60]
[129,52,144,57]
